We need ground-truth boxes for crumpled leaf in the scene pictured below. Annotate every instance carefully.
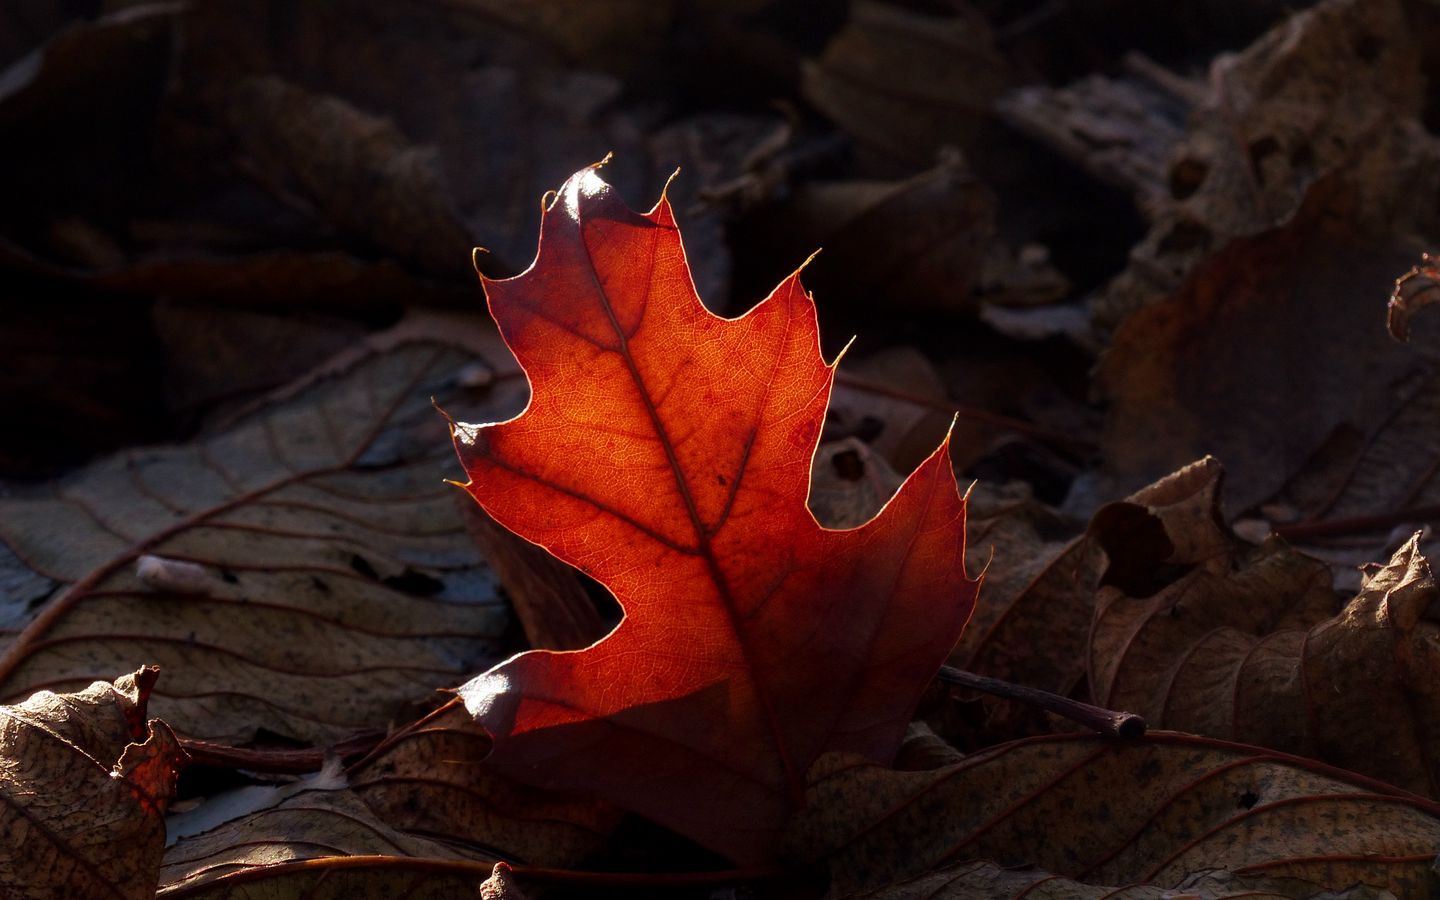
[1091,459,1440,797]
[1,666,185,900]
[1095,0,1431,328]
[1078,0,1440,512]
[453,165,978,863]
[0,316,520,744]
[790,734,1440,898]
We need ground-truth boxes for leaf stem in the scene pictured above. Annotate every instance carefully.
[936,666,1146,739]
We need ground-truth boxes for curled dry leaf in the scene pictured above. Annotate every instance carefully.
[1,666,185,900]
[1092,460,1440,798]
[1386,252,1440,343]
[0,315,522,744]
[453,165,978,863]
[789,734,1440,898]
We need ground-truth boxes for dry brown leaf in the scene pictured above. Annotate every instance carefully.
[0,315,523,744]
[229,76,477,280]
[1089,173,1430,514]
[347,700,622,868]
[437,0,672,75]
[0,5,178,267]
[1095,0,1432,328]
[807,439,906,531]
[1080,0,1440,512]
[790,734,1440,898]
[151,300,370,420]
[997,68,1191,221]
[1093,465,1440,797]
[478,862,529,900]
[826,346,953,475]
[1,666,185,900]
[158,788,495,898]
[801,0,1012,169]
[460,505,604,654]
[940,483,1098,745]
[750,155,995,317]
[847,860,1390,899]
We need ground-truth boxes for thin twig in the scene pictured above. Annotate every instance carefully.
[937,666,1146,738]
[1273,505,1440,541]
[180,730,384,774]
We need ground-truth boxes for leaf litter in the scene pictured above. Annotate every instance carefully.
[7,0,1440,896]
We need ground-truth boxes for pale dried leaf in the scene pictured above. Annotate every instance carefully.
[1,667,185,900]
[0,316,521,744]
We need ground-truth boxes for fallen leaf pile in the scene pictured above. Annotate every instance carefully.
[9,0,1440,897]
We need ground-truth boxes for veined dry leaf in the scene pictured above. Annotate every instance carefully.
[947,466,1261,746]
[0,315,521,744]
[1092,460,1440,797]
[801,0,1012,169]
[1,666,185,900]
[453,165,978,863]
[158,789,496,899]
[160,701,617,896]
[790,734,1440,897]
[848,860,1390,899]
[347,700,622,868]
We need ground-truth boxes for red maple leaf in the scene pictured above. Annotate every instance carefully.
[452,163,979,863]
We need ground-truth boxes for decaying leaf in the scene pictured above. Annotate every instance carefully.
[453,164,979,863]
[1091,459,1440,798]
[0,316,521,744]
[1096,0,1433,327]
[1082,0,1440,511]
[1,666,185,900]
[790,734,1440,897]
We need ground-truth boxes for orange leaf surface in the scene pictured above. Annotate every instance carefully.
[452,164,979,863]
